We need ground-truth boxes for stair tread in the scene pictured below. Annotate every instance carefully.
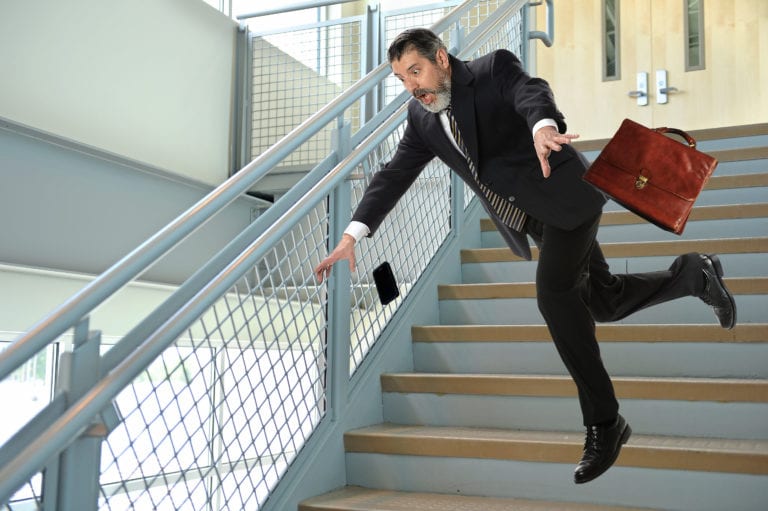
[480,202,768,231]
[300,486,661,511]
[348,423,768,453]
[411,323,768,343]
[344,423,768,474]
[461,237,768,263]
[438,277,768,300]
[380,373,768,402]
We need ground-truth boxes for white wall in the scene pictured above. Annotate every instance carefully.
[0,0,236,185]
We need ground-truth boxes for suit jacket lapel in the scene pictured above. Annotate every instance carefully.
[448,55,480,171]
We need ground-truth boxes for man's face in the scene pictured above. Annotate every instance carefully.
[391,48,451,113]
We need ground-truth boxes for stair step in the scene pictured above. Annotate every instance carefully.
[571,123,768,152]
[411,323,768,343]
[705,172,768,190]
[437,277,768,300]
[481,203,768,231]
[380,374,768,403]
[299,486,661,511]
[344,423,768,476]
[709,146,768,162]
[409,324,768,380]
[461,237,768,263]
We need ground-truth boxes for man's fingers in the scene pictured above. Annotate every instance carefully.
[539,154,551,178]
[314,260,332,282]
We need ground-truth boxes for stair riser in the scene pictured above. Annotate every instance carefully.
[438,295,766,325]
[696,135,768,151]
[382,393,768,440]
[346,453,768,511]
[689,186,768,206]
[461,253,765,283]
[598,218,768,243]
[413,342,768,379]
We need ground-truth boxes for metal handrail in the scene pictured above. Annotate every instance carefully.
[236,0,361,20]
[0,0,528,502]
[0,0,489,383]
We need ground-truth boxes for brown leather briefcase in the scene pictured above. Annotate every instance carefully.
[583,118,718,234]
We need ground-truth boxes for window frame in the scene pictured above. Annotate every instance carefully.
[684,0,706,71]
[602,0,621,81]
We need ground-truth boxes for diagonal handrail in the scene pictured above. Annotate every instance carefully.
[0,0,499,383]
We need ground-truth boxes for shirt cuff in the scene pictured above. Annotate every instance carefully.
[532,118,559,137]
[344,221,370,242]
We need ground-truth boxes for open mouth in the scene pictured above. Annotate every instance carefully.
[414,89,434,102]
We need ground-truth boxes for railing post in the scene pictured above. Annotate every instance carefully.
[449,20,465,54]
[327,119,353,420]
[365,3,382,119]
[51,319,117,511]
[450,171,465,237]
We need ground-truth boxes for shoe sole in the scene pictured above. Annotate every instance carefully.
[574,423,632,485]
[706,254,737,329]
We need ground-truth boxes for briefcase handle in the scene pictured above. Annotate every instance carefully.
[653,127,697,149]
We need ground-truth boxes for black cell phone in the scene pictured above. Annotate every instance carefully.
[372,262,400,305]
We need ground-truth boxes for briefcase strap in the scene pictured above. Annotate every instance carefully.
[654,127,697,148]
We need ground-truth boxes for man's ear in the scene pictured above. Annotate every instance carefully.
[436,48,450,69]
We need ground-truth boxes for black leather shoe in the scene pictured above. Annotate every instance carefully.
[699,254,736,329]
[574,414,631,484]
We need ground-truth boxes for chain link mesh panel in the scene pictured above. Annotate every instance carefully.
[0,3,529,510]
[347,126,452,372]
[97,203,330,511]
[251,20,364,177]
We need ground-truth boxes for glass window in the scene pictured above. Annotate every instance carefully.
[685,0,705,70]
[603,0,620,81]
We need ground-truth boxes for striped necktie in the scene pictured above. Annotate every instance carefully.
[445,107,527,231]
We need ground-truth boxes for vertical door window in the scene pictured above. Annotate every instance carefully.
[685,0,705,70]
[603,0,620,80]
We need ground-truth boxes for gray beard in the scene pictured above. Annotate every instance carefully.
[415,76,452,113]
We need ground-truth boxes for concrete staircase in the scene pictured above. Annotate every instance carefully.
[300,124,768,511]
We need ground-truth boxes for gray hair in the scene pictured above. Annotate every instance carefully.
[387,28,447,63]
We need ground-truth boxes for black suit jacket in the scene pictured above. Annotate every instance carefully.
[352,50,606,260]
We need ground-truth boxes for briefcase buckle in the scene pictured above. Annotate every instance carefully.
[635,175,649,190]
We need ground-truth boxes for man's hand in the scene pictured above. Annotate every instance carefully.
[314,233,357,283]
[533,126,580,178]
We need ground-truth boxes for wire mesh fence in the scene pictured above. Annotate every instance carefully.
[347,135,451,372]
[0,1,529,509]
[251,19,365,178]
[93,122,454,507]
[98,202,330,510]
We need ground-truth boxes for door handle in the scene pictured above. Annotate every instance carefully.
[656,70,679,104]
[629,72,649,106]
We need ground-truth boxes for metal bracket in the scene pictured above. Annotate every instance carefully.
[528,0,554,47]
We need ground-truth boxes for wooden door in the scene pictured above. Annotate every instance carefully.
[534,0,768,140]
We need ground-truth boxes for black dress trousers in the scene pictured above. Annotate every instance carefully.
[525,213,705,425]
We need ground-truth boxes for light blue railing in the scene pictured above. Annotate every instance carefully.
[0,1,532,509]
